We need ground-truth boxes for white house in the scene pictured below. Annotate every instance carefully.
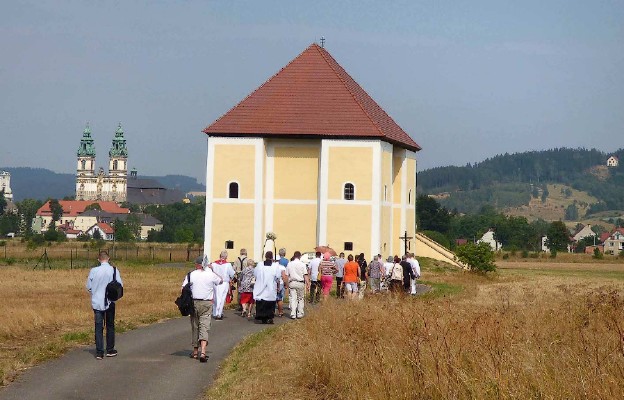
[478,229,502,251]
[572,224,596,243]
[607,156,619,168]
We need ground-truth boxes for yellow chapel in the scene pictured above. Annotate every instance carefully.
[202,43,421,261]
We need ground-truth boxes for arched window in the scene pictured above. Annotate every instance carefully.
[113,160,118,170]
[228,182,239,199]
[344,183,355,201]
[81,160,86,170]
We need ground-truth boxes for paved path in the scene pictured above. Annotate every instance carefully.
[0,310,289,400]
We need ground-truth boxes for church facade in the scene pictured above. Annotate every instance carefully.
[202,44,420,261]
[76,124,128,202]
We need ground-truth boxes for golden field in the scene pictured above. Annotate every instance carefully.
[206,259,624,400]
[0,263,188,385]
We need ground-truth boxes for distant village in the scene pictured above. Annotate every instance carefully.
[0,124,205,243]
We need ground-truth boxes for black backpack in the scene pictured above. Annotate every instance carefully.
[175,272,194,316]
[106,267,124,302]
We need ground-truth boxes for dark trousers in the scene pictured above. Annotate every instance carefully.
[335,277,344,298]
[94,302,115,354]
[309,280,321,303]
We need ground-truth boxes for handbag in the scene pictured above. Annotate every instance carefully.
[105,267,124,302]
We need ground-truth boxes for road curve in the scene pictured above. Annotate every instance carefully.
[0,310,289,400]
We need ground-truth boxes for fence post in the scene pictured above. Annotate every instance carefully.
[70,249,73,270]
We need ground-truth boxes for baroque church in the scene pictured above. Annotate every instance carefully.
[76,123,128,202]
[202,43,420,261]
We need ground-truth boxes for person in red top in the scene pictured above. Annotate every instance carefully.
[342,254,360,300]
[319,252,337,301]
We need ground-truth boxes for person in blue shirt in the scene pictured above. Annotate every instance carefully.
[86,250,123,360]
[276,248,289,317]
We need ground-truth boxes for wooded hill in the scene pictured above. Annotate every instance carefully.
[418,148,624,215]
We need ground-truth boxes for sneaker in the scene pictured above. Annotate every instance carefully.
[290,315,296,319]
[96,352,104,360]
[106,350,118,357]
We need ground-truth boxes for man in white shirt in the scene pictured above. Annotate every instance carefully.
[211,250,236,320]
[382,256,394,291]
[286,251,310,319]
[181,256,223,363]
[86,250,123,360]
[307,251,322,304]
[407,253,421,295]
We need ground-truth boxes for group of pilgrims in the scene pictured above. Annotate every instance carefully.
[182,248,421,362]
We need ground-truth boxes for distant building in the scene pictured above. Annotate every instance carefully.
[85,222,115,241]
[607,156,619,168]
[571,224,596,242]
[76,123,128,202]
[126,170,186,205]
[74,209,163,240]
[33,200,129,233]
[0,171,13,201]
[478,229,502,251]
[603,228,624,254]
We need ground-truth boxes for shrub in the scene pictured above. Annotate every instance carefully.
[422,230,451,249]
[455,242,496,273]
[593,248,604,259]
[619,250,624,259]
[502,253,510,260]
[521,250,529,258]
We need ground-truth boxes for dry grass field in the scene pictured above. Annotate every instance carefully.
[206,259,624,400]
[0,263,188,385]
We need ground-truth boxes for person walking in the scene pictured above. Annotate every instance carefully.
[357,253,368,293]
[253,251,282,324]
[212,251,236,320]
[319,252,338,301]
[238,258,256,318]
[233,248,248,311]
[367,255,383,293]
[286,251,309,319]
[86,251,123,360]
[334,252,346,298]
[276,248,289,317]
[307,251,322,304]
[407,253,421,295]
[382,255,394,291]
[401,255,414,293]
[185,256,205,355]
[389,256,403,293]
[342,254,360,300]
[181,257,223,362]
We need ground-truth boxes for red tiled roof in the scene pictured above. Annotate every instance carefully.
[97,222,114,234]
[37,201,129,217]
[203,43,421,152]
[599,232,611,243]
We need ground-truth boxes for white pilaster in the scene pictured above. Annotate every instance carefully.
[203,138,215,259]
[400,149,407,245]
[370,141,381,257]
[265,142,274,235]
[253,139,265,260]
[317,140,330,246]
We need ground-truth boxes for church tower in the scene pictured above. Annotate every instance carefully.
[76,123,96,200]
[107,123,128,201]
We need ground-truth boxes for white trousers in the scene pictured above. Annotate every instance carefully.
[288,282,305,318]
[410,278,417,295]
[213,283,229,317]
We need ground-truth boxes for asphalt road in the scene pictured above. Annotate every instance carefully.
[0,310,289,400]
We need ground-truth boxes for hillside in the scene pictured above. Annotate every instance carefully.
[0,167,205,201]
[418,148,624,216]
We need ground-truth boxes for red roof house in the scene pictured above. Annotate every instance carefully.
[36,201,129,218]
[204,43,421,152]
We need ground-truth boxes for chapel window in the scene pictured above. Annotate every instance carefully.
[81,160,86,170]
[228,182,239,199]
[344,183,355,201]
[113,160,118,170]
[344,242,354,251]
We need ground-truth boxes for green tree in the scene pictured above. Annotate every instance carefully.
[422,230,451,249]
[564,203,579,221]
[85,203,102,211]
[92,229,102,240]
[17,199,43,237]
[0,190,6,216]
[541,185,549,203]
[113,219,134,242]
[417,195,452,234]
[455,242,496,273]
[545,221,570,253]
[48,199,63,222]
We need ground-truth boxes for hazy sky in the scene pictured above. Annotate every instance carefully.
[1,1,622,183]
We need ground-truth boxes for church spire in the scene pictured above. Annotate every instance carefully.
[77,123,96,157]
[109,123,128,157]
